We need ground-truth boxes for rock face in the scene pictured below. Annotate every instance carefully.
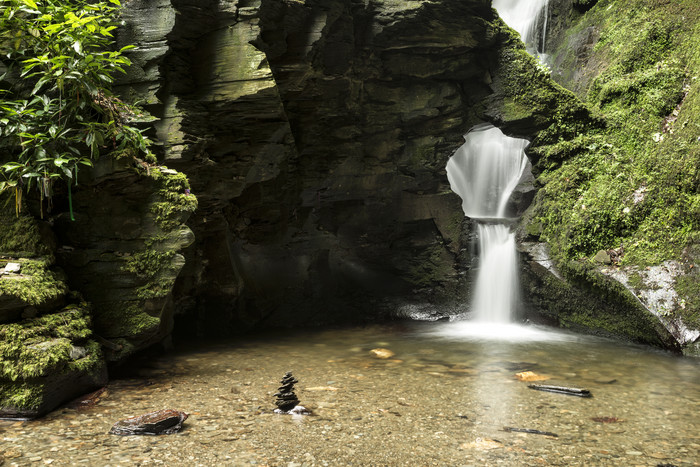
[111,0,656,348]
[115,0,514,336]
[53,162,196,360]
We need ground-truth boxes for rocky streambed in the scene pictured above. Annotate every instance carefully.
[1,322,699,466]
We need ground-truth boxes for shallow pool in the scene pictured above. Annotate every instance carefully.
[2,322,699,466]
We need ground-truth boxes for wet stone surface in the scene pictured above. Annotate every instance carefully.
[1,323,700,466]
[109,409,188,436]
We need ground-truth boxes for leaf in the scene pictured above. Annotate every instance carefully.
[73,41,82,54]
[108,0,121,5]
[21,0,38,9]
[31,77,48,95]
[43,23,63,34]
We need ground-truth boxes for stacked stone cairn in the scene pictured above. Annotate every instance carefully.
[274,372,300,413]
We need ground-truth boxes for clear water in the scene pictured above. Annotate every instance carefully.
[2,323,699,466]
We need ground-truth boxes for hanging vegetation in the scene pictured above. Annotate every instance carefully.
[0,0,152,217]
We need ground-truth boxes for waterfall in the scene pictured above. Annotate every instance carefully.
[471,223,520,322]
[446,124,529,323]
[493,0,550,58]
[446,125,528,219]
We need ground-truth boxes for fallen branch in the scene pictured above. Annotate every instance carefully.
[527,384,592,397]
[503,426,558,437]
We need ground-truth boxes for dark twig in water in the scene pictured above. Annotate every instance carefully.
[527,384,592,397]
[502,426,558,437]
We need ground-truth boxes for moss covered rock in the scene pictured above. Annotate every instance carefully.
[0,304,107,419]
[54,164,196,360]
[517,0,700,353]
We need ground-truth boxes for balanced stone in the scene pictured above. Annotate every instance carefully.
[274,372,300,412]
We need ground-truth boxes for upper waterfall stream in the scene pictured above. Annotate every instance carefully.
[493,0,550,58]
[446,125,528,219]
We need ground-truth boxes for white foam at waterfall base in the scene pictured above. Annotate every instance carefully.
[426,321,581,342]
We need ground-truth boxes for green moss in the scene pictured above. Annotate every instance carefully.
[674,273,700,330]
[122,249,180,300]
[501,98,533,122]
[0,199,51,257]
[0,258,68,306]
[0,382,44,410]
[93,302,160,339]
[123,250,175,279]
[0,339,104,412]
[626,271,645,290]
[0,305,98,381]
[148,167,198,230]
[526,0,700,268]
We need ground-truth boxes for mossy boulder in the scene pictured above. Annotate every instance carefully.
[520,246,679,349]
[0,304,107,419]
[0,201,69,323]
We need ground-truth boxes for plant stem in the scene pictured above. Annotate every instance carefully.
[68,182,75,221]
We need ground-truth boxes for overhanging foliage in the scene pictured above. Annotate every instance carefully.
[0,0,152,217]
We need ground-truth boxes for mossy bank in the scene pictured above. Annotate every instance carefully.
[0,163,196,418]
[519,0,700,354]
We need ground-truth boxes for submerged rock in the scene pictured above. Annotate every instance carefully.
[369,348,396,359]
[109,409,188,436]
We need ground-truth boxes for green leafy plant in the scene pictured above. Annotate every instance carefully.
[0,0,152,218]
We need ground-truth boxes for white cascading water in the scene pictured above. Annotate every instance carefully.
[446,125,528,324]
[446,125,528,219]
[492,0,550,58]
[471,223,520,322]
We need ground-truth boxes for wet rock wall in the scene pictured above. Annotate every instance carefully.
[114,0,509,336]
